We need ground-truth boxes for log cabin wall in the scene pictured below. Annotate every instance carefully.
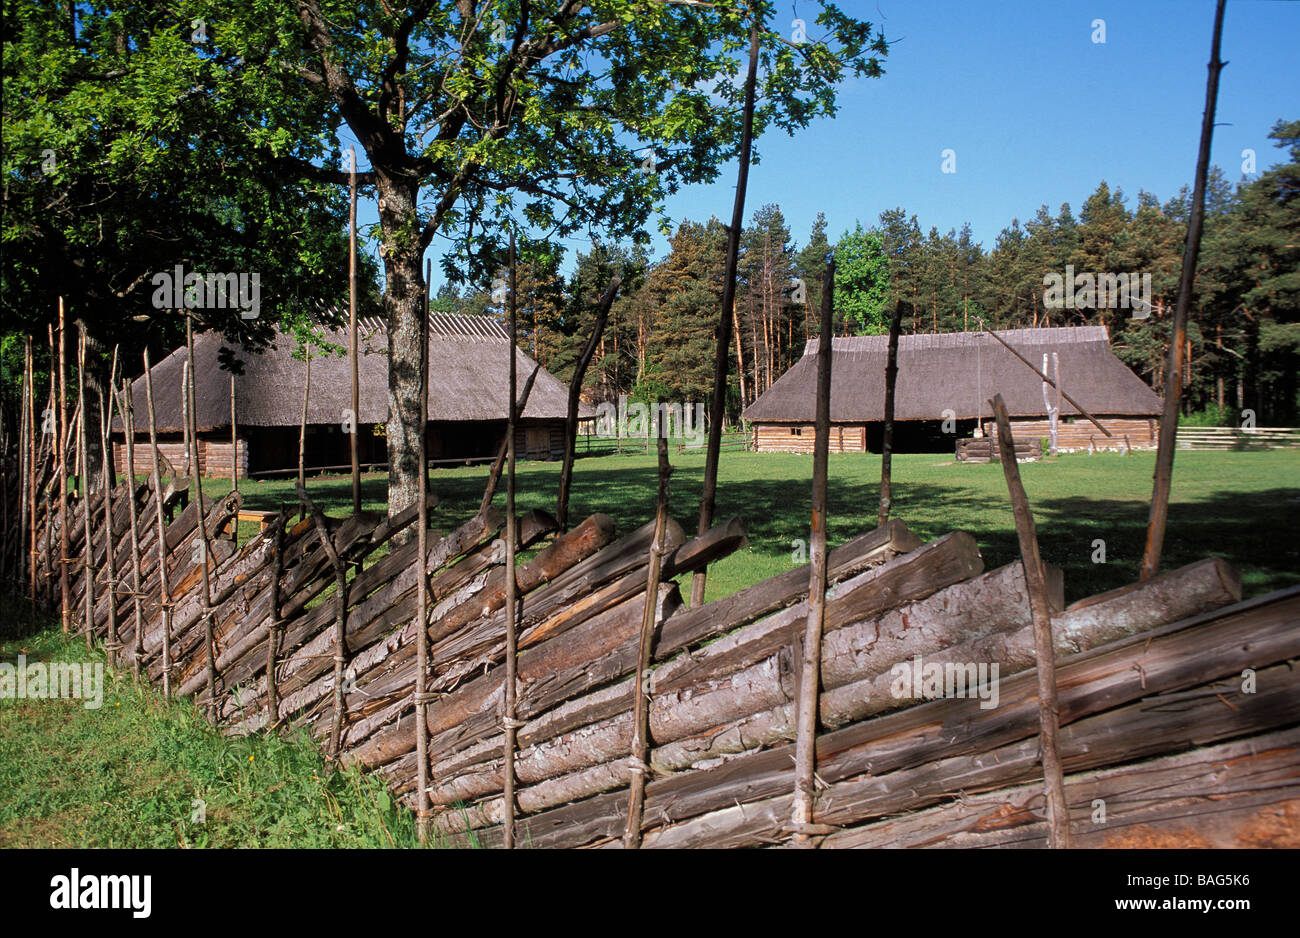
[754,423,866,453]
[754,418,1157,454]
[114,434,249,479]
[513,421,566,460]
[985,417,1158,451]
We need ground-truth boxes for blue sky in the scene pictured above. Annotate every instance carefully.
[347,0,1300,290]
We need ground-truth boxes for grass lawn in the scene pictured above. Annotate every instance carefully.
[0,601,439,848]
[3,446,1295,848]
[209,447,1300,605]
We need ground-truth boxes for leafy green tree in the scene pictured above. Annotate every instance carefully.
[1,1,372,484]
[204,0,889,515]
[833,223,889,334]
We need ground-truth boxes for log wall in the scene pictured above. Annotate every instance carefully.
[987,417,1158,452]
[114,435,249,480]
[754,423,865,454]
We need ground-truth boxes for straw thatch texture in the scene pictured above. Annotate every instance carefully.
[743,326,1161,424]
[117,313,588,434]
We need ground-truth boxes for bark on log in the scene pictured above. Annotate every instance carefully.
[823,724,1300,849]
[425,533,986,815]
[646,661,1300,849]
[452,575,1283,848]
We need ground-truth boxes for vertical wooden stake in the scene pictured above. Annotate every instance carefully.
[264,508,286,730]
[624,430,672,848]
[878,300,905,526]
[20,338,33,601]
[692,15,760,608]
[97,375,119,668]
[27,338,39,604]
[414,258,433,845]
[57,306,72,633]
[792,256,835,846]
[503,232,520,849]
[77,325,95,648]
[185,318,219,722]
[300,492,348,757]
[116,378,146,681]
[298,344,311,521]
[1141,0,1227,580]
[230,373,239,527]
[349,144,362,517]
[143,349,173,698]
[990,392,1071,848]
[180,359,191,476]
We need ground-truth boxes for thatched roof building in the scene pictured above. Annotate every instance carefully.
[743,326,1162,453]
[115,313,588,477]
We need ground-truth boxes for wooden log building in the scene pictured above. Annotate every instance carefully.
[742,326,1162,454]
[113,313,588,478]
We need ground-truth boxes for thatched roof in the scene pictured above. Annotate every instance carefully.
[742,326,1161,423]
[120,313,587,433]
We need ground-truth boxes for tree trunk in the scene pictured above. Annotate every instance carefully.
[379,177,427,523]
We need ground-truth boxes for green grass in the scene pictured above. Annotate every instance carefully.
[210,446,1300,604]
[5,446,1295,848]
[0,604,436,848]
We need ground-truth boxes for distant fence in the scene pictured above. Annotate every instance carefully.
[1175,426,1300,451]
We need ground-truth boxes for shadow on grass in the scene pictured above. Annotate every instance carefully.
[231,459,1300,606]
[0,593,55,643]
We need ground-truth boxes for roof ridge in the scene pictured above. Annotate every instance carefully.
[804,325,1111,356]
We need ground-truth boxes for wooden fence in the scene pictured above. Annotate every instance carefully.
[3,416,1298,848]
[1175,425,1300,451]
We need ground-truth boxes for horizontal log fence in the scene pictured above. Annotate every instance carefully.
[3,423,1295,848]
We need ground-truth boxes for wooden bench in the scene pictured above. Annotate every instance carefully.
[223,509,279,535]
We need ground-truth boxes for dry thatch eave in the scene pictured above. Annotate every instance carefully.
[742,326,1161,424]
[116,313,590,434]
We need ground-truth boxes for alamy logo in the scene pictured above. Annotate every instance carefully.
[889,654,1000,710]
[0,655,103,709]
[151,265,261,319]
[50,869,151,918]
[593,396,706,447]
[1043,265,1152,319]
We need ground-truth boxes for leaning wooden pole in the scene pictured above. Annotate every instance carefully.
[978,321,1111,437]
[230,373,239,512]
[97,373,120,667]
[298,344,311,521]
[478,364,540,517]
[263,508,287,728]
[348,144,362,516]
[27,338,38,603]
[20,338,33,600]
[414,258,433,844]
[143,350,173,698]
[691,16,760,608]
[299,487,349,758]
[557,275,621,530]
[57,304,72,633]
[878,300,905,527]
[624,430,672,848]
[185,318,219,722]
[1141,0,1227,581]
[116,379,146,681]
[792,256,836,846]
[77,325,95,648]
[990,392,1071,848]
[503,232,521,849]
